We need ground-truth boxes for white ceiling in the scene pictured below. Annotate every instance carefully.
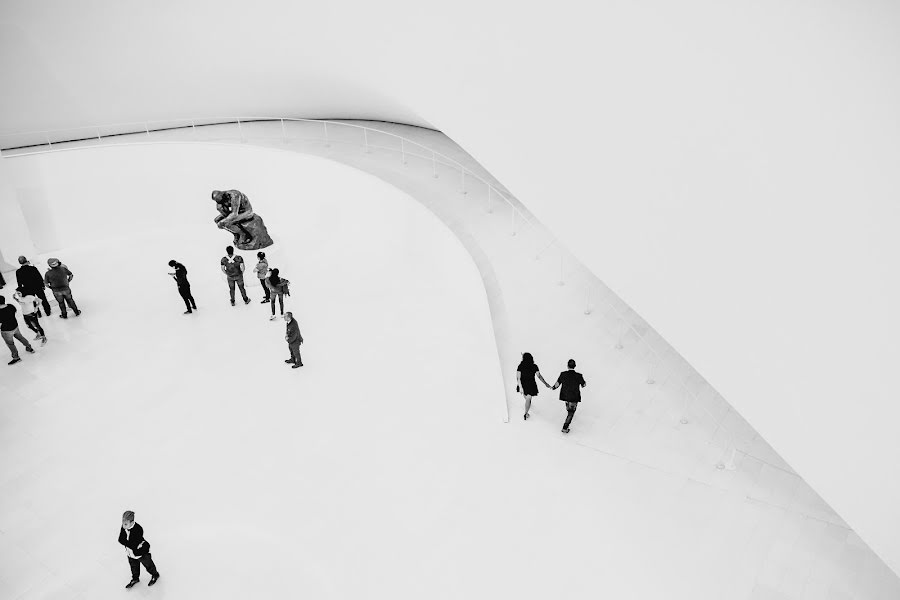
[3,0,900,576]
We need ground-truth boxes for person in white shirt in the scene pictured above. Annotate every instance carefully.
[13,286,46,345]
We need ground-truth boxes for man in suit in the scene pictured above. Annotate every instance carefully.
[118,510,160,589]
[284,311,304,368]
[551,359,587,434]
[16,256,52,316]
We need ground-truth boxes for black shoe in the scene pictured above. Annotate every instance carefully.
[292,363,302,368]
[261,299,269,304]
[230,301,235,306]
[59,314,68,319]
[562,428,570,434]
[125,579,139,589]
[285,359,294,363]
[184,310,192,314]
[25,347,34,353]
[8,358,21,365]
[524,413,529,420]
[243,298,251,304]
[74,310,81,316]
[148,574,160,586]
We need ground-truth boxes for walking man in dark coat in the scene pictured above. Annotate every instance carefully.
[284,311,304,368]
[168,260,197,314]
[551,359,587,433]
[16,256,52,316]
[119,510,160,589]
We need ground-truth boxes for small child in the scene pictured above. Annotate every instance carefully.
[13,286,46,345]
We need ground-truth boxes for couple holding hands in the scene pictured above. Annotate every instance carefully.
[516,353,586,434]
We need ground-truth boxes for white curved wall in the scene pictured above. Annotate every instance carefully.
[2,0,900,574]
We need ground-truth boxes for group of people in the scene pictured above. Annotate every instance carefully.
[167,246,303,367]
[0,256,81,365]
[517,354,587,433]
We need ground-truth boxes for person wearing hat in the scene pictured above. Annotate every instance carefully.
[44,258,80,318]
[0,295,35,365]
[16,256,52,316]
[550,359,587,434]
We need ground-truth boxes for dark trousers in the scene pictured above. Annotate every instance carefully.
[259,278,270,301]
[227,277,249,303]
[271,292,284,315]
[128,553,159,580]
[2,327,33,359]
[288,342,302,365]
[178,284,196,311]
[52,288,78,315]
[563,401,578,429]
[33,288,52,315]
[23,313,44,338]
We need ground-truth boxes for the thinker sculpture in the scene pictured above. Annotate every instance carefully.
[212,189,273,250]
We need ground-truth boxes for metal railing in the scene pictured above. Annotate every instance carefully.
[1,116,747,470]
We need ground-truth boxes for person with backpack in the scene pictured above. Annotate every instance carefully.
[220,246,250,306]
[551,359,587,434]
[167,260,197,314]
[265,268,290,320]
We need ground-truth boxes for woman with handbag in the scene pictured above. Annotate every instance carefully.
[266,268,290,320]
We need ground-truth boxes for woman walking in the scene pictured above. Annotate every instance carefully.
[516,352,550,420]
[266,268,290,320]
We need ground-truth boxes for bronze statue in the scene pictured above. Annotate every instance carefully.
[212,189,273,250]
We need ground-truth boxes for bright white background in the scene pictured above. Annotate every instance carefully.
[1,0,899,577]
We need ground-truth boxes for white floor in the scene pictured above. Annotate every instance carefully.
[2,141,899,599]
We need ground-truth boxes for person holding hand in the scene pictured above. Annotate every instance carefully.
[551,359,587,434]
[516,352,551,421]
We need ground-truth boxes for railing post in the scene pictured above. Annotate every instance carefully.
[584,286,592,315]
[460,167,467,195]
[324,121,330,147]
[646,347,658,384]
[615,318,627,349]
[401,139,406,164]
[487,186,493,213]
[280,119,287,143]
[191,119,196,136]
[45,133,52,148]
[96,127,102,142]
[511,208,517,236]
[145,123,150,138]
[432,151,438,178]
[364,129,370,153]
[558,255,565,286]
[237,119,245,143]
[716,445,737,471]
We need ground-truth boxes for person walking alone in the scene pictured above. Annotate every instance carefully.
[266,268,290,320]
[118,510,160,589]
[44,258,80,318]
[16,256,52,316]
[255,251,270,303]
[516,352,551,421]
[220,246,250,306]
[168,260,197,314]
[551,359,587,434]
[0,295,35,365]
[13,286,46,345]
[284,311,303,368]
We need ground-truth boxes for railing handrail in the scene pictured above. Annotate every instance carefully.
[1,116,747,469]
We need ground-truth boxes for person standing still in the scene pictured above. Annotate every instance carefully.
[44,258,80,318]
[13,287,46,345]
[16,256,52,316]
[517,352,551,421]
[266,268,290,320]
[0,295,35,365]
[220,246,250,306]
[255,251,270,303]
[168,260,197,314]
[284,311,303,368]
[551,359,587,433]
[119,510,160,589]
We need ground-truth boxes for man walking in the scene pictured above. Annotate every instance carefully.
[118,510,160,589]
[551,359,587,434]
[16,256,52,316]
[0,295,35,365]
[44,258,80,318]
[220,246,250,306]
[284,311,303,368]
[168,260,197,314]
[13,286,46,345]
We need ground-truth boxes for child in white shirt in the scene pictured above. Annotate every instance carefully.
[13,287,46,344]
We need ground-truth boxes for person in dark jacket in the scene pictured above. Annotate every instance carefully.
[16,256,51,316]
[284,311,303,368]
[266,268,290,320]
[551,359,587,434]
[516,352,552,421]
[44,258,80,318]
[168,260,197,314]
[118,510,160,589]
[0,295,35,365]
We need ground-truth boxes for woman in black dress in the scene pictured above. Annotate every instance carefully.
[516,352,551,420]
